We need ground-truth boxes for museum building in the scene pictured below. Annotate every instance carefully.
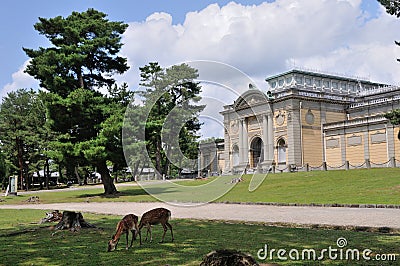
[199,69,400,174]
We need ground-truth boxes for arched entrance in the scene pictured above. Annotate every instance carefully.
[277,138,287,163]
[250,137,263,168]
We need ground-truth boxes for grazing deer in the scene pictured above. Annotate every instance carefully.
[108,214,139,252]
[138,208,174,245]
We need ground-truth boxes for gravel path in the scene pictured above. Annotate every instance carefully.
[1,202,399,229]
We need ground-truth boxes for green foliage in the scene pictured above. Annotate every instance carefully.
[24,9,131,194]
[377,0,400,17]
[23,8,129,96]
[0,209,398,265]
[384,109,400,125]
[2,168,399,205]
[384,109,400,140]
[377,0,400,62]
[137,62,204,176]
[0,89,49,188]
[0,151,9,188]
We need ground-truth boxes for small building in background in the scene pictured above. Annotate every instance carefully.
[198,138,225,176]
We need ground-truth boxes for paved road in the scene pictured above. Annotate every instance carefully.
[1,202,399,229]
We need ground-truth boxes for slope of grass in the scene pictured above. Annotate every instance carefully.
[1,168,399,205]
[0,209,398,265]
[217,168,400,205]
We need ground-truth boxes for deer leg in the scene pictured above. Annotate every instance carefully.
[115,238,119,250]
[147,224,152,242]
[125,231,129,250]
[144,224,148,241]
[130,230,135,248]
[166,222,174,242]
[160,223,167,243]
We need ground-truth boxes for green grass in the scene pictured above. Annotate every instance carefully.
[217,168,400,205]
[0,209,398,265]
[1,168,400,205]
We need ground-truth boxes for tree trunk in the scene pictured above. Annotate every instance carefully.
[97,160,118,195]
[200,250,259,266]
[16,137,24,190]
[55,211,95,231]
[163,145,171,178]
[77,67,84,89]
[58,164,63,184]
[37,171,43,190]
[74,165,82,185]
[131,160,140,182]
[45,159,50,190]
[155,137,162,176]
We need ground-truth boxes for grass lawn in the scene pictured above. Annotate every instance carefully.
[0,209,398,265]
[1,168,399,205]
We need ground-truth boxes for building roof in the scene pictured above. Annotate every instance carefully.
[265,69,386,86]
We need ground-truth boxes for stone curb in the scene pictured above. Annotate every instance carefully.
[217,201,400,209]
[195,219,400,234]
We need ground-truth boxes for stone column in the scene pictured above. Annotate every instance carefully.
[243,118,249,164]
[223,122,231,172]
[198,151,201,177]
[387,124,395,161]
[238,119,244,164]
[267,114,274,160]
[263,115,268,162]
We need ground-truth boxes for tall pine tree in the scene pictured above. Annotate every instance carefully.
[24,9,129,194]
[138,62,204,177]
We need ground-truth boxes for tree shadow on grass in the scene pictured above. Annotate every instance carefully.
[1,213,399,266]
[76,186,179,200]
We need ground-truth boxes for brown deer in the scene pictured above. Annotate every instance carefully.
[107,214,139,252]
[138,208,174,245]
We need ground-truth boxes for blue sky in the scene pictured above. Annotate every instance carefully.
[2,0,397,139]
[0,0,385,93]
[0,0,272,89]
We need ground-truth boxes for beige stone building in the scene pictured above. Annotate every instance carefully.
[199,69,400,174]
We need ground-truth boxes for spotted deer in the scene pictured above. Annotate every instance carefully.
[107,214,139,252]
[138,208,174,245]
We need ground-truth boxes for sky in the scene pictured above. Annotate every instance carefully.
[1,0,399,139]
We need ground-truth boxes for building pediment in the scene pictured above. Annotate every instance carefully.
[233,90,269,111]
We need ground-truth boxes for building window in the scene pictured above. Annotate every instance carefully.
[286,76,293,85]
[277,139,287,163]
[278,79,284,87]
[295,76,303,85]
[323,80,329,88]
[271,81,277,88]
[332,82,338,89]
[250,137,263,168]
[315,79,321,87]
[305,77,312,86]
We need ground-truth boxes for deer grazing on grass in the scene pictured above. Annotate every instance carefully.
[107,214,139,252]
[138,208,174,245]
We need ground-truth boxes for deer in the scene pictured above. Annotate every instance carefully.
[107,214,139,252]
[138,208,174,245]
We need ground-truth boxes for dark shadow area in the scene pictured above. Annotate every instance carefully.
[0,211,399,266]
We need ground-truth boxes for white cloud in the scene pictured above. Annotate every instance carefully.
[0,60,39,100]
[120,0,400,88]
[117,0,400,138]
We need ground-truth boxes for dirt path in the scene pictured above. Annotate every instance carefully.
[1,202,399,229]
